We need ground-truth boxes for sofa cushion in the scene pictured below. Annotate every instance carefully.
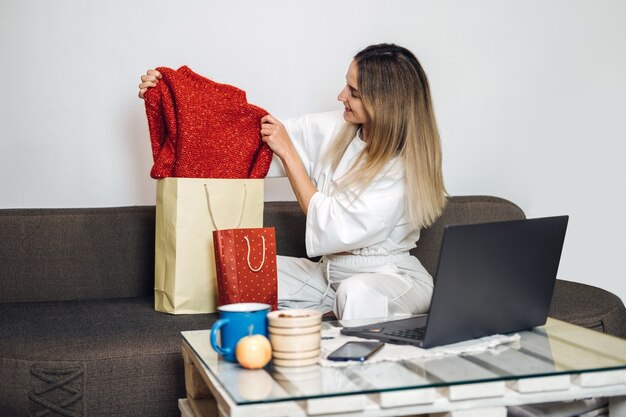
[411,195,526,276]
[0,296,216,417]
[0,207,156,303]
[264,196,527,276]
[264,201,309,258]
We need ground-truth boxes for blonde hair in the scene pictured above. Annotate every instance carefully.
[327,43,447,228]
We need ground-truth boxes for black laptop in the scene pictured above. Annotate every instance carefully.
[341,216,569,348]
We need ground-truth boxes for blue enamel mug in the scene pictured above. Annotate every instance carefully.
[209,303,271,363]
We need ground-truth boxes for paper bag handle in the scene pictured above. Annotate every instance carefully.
[244,235,266,272]
[203,183,247,230]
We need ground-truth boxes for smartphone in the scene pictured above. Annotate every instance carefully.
[327,341,385,362]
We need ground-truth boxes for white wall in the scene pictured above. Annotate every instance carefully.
[1,0,625,302]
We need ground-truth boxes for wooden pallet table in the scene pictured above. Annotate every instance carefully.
[179,318,626,417]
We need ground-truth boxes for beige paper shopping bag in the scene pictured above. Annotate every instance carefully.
[154,178,264,314]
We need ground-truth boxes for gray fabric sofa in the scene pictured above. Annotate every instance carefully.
[1,196,625,417]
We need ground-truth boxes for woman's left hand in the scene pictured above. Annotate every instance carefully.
[260,115,294,160]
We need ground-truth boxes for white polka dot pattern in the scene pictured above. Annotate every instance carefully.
[212,227,278,310]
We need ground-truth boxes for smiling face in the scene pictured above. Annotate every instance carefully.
[337,60,370,128]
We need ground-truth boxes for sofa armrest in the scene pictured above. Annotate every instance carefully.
[550,279,626,338]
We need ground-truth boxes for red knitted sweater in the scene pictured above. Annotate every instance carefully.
[144,66,272,179]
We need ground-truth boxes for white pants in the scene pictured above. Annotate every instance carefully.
[277,252,433,320]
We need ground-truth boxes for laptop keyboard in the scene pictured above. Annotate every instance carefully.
[386,327,426,340]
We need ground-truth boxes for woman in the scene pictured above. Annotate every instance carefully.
[139,43,447,320]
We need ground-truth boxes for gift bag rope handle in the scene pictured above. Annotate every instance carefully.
[244,235,266,272]
[203,183,247,230]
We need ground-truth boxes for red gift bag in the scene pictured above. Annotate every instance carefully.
[212,227,278,310]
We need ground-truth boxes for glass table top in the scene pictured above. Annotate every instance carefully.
[181,318,626,405]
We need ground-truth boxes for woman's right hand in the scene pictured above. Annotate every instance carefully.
[138,69,162,99]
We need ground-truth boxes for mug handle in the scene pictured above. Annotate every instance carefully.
[210,318,231,357]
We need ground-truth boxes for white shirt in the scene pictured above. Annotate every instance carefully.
[267,110,421,258]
